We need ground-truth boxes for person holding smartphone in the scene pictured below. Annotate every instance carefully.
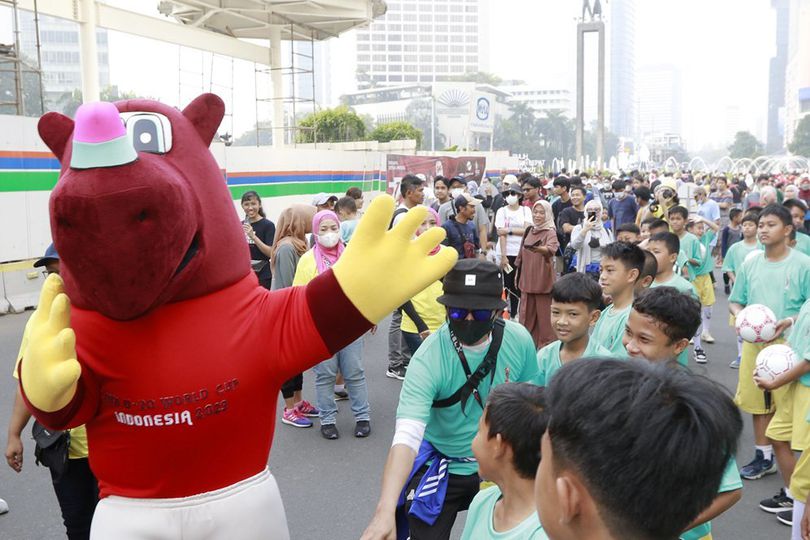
[570,199,614,280]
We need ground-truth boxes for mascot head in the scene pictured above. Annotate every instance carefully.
[38,94,249,321]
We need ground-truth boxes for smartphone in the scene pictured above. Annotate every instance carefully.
[587,212,597,221]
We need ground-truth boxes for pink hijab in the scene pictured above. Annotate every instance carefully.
[312,210,344,274]
[421,207,443,256]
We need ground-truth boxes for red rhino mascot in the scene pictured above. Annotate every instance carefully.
[18,94,455,539]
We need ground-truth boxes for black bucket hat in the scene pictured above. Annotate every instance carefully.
[436,259,507,310]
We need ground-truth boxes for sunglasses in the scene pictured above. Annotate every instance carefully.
[503,190,521,196]
[447,307,495,321]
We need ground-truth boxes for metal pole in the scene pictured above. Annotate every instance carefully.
[78,0,100,102]
[596,22,605,169]
[269,25,284,148]
[33,0,45,114]
[575,23,584,167]
[11,0,23,115]
[431,95,435,151]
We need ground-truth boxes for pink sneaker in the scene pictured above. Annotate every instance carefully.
[281,407,312,428]
[295,400,320,418]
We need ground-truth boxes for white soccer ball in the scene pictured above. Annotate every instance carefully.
[755,344,796,382]
[736,304,778,343]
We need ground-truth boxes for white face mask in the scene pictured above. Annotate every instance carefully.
[615,191,626,200]
[505,194,519,205]
[317,232,340,248]
[450,188,464,198]
[802,183,810,191]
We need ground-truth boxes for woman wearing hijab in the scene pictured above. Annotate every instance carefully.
[515,200,559,348]
[293,210,371,440]
[271,206,319,428]
[570,199,614,280]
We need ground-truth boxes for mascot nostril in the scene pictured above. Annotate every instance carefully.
[20,92,456,537]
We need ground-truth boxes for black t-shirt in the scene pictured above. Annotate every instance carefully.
[557,206,585,248]
[551,198,572,223]
[247,217,275,282]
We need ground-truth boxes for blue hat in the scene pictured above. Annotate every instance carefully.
[33,244,59,268]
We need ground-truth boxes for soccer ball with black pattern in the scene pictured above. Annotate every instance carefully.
[736,304,778,344]
[755,344,796,382]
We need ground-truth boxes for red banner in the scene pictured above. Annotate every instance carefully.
[385,154,487,195]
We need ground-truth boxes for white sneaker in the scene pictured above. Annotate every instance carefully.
[0,497,8,515]
[701,331,715,344]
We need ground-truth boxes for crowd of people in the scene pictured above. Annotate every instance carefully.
[5,165,810,540]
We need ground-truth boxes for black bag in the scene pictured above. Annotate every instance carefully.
[32,421,70,480]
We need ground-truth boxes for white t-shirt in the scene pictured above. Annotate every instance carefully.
[495,205,532,257]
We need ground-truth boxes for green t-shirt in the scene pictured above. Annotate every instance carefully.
[460,485,549,540]
[651,274,699,299]
[789,300,810,387]
[795,232,810,257]
[680,458,742,540]
[590,304,632,357]
[535,339,613,386]
[678,232,702,281]
[728,248,810,320]
[396,321,539,475]
[695,230,716,276]
[676,252,688,275]
[721,240,760,275]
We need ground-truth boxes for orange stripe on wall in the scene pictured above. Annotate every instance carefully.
[0,150,56,159]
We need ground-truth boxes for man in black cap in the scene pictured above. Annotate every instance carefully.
[5,244,100,539]
[442,193,483,260]
[361,259,538,540]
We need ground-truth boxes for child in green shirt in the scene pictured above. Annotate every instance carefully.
[590,241,646,357]
[622,287,742,538]
[685,215,720,364]
[462,383,549,540]
[668,205,701,281]
[535,273,611,386]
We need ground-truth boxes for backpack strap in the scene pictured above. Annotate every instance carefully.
[432,318,506,410]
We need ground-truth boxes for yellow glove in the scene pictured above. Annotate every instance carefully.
[20,274,81,413]
[333,195,458,323]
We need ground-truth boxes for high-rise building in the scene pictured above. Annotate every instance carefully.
[355,0,483,87]
[18,12,110,104]
[500,84,575,119]
[607,0,635,138]
[784,0,810,147]
[635,65,682,139]
[767,0,789,152]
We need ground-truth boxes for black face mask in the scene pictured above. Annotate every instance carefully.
[448,319,494,346]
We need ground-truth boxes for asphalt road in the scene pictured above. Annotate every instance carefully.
[0,291,790,539]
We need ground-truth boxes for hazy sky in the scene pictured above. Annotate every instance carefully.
[2,0,778,150]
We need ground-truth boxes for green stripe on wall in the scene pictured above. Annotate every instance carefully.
[229,180,385,199]
[0,171,59,191]
[0,172,385,197]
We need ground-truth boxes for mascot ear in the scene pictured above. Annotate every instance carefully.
[182,93,225,146]
[38,112,75,163]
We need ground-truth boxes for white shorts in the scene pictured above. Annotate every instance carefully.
[90,468,289,539]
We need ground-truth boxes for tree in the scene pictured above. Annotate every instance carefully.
[493,102,542,157]
[233,121,273,146]
[54,86,147,117]
[405,98,444,150]
[0,54,46,116]
[369,121,423,147]
[447,71,503,86]
[728,131,764,159]
[789,115,810,157]
[296,105,366,144]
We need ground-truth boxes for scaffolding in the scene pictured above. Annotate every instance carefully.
[254,23,316,147]
[0,0,45,115]
[177,47,235,145]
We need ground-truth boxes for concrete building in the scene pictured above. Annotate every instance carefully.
[767,0,790,152]
[635,65,682,140]
[784,0,810,147]
[500,84,574,118]
[607,0,636,138]
[18,11,110,104]
[355,0,485,87]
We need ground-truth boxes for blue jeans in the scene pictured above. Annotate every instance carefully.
[402,331,424,357]
[313,337,370,425]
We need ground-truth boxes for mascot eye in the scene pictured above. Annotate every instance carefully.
[120,112,173,154]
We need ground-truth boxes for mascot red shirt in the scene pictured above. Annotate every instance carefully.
[18,94,456,538]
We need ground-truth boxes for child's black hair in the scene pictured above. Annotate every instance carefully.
[648,231,680,255]
[551,273,604,311]
[648,218,669,232]
[601,241,646,280]
[632,286,701,342]
[484,383,548,480]
[335,196,357,215]
[546,359,742,540]
[759,203,793,227]
[617,223,640,235]
[741,212,759,226]
[667,205,689,220]
[639,250,658,284]
[729,208,742,221]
